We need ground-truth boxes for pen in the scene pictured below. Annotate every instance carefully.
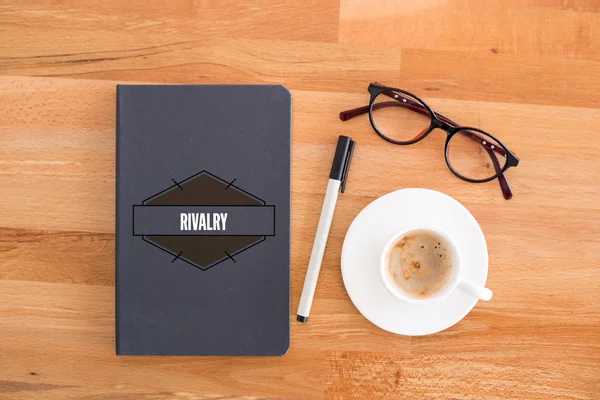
[297,135,356,323]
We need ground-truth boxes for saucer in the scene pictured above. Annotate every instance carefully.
[341,188,488,336]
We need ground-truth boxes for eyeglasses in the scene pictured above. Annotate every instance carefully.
[340,83,520,200]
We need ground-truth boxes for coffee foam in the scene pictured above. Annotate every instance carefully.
[386,230,453,299]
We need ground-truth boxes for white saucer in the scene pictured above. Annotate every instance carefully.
[341,188,488,336]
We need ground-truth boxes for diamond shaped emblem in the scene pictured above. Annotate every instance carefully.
[140,171,266,271]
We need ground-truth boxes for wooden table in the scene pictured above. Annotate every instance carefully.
[1,2,599,399]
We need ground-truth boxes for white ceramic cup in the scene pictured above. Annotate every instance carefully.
[379,227,492,304]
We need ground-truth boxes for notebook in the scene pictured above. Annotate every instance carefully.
[116,85,291,355]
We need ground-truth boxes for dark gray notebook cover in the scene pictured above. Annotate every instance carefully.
[116,84,291,356]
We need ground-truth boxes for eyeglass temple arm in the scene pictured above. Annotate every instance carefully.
[339,91,513,199]
[339,104,373,120]
[485,146,513,200]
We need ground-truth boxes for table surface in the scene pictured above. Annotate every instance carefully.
[1,1,599,399]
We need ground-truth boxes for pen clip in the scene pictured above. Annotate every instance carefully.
[340,140,355,193]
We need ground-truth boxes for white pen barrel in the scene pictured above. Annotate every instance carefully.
[297,179,341,320]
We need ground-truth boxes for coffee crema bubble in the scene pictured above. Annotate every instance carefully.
[386,229,454,299]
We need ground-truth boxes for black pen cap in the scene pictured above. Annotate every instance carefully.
[329,135,353,181]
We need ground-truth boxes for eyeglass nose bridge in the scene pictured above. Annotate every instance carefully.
[431,118,454,134]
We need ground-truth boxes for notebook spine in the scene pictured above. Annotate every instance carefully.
[115,85,122,355]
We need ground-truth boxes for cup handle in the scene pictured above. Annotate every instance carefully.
[457,279,493,301]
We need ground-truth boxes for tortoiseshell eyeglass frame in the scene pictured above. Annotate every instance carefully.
[339,82,520,200]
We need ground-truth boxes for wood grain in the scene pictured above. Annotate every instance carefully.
[1,1,599,399]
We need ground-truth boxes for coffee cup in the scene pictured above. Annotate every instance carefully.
[379,227,492,304]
